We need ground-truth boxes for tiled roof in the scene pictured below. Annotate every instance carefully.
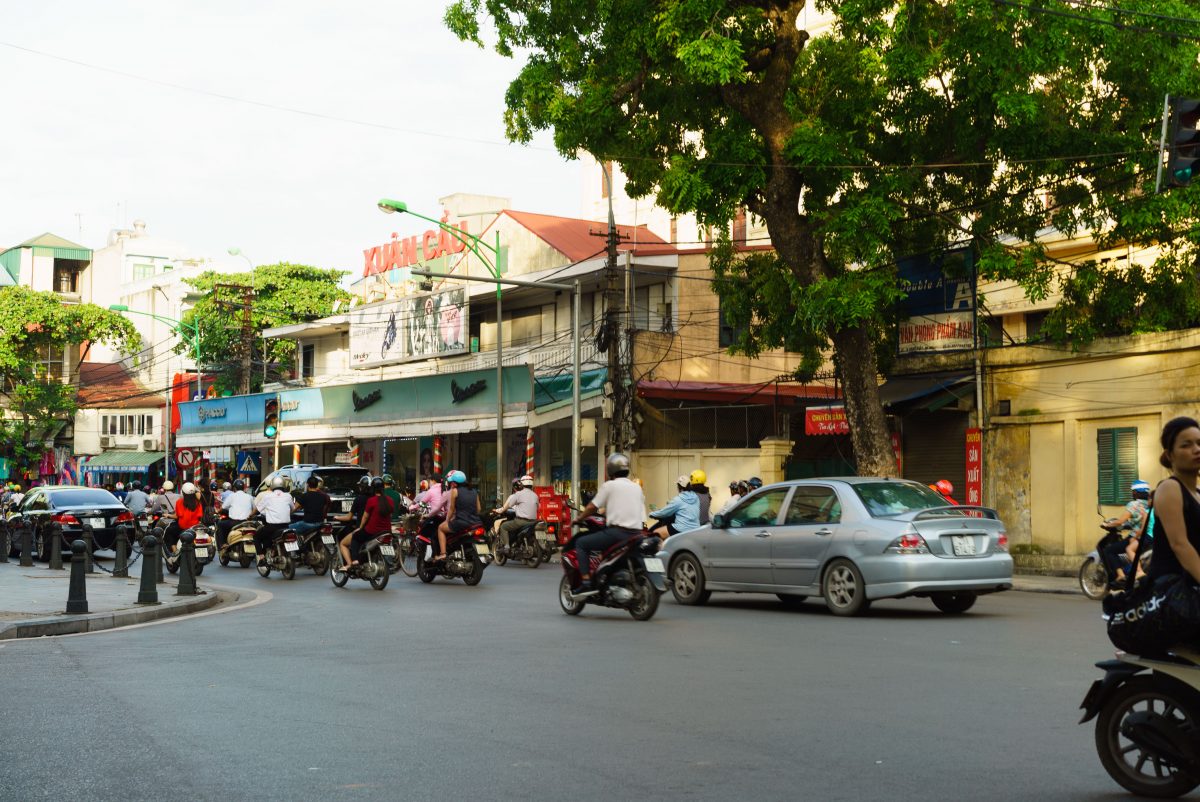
[502,210,673,262]
[77,362,162,409]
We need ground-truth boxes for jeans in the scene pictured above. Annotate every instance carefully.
[290,520,323,538]
[255,522,288,559]
[574,527,637,581]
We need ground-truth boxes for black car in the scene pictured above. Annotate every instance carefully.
[6,485,135,560]
[255,464,370,515]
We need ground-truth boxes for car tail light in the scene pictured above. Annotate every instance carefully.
[51,513,80,526]
[886,531,928,554]
[115,510,134,524]
[996,532,1008,552]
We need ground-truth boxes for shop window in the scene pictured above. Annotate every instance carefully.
[133,263,155,280]
[1097,427,1138,505]
[718,298,747,349]
[301,344,315,379]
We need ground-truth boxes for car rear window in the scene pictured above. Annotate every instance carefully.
[312,469,368,494]
[852,482,949,518]
[50,489,120,507]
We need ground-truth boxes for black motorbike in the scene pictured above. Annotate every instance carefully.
[493,510,543,568]
[330,531,392,591]
[1081,650,1200,797]
[256,528,299,581]
[1080,522,1153,601]
[414,517,492,585]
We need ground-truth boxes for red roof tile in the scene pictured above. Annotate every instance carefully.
[501,210,673,262]
[77,362,163,409]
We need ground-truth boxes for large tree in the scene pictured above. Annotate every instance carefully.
[0,287,141,468]
[180,263,349,394]
[447,0,1200,472]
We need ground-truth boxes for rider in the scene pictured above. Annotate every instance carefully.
[334,475,372,528]
[493,475,540,554]
[253,476,298,563]
[648,475,699,539]
[381,474,406,520]
[123,480,150,516]
[932,480,959,505]
[112,482,127,502]
[419,473,449,527]
[164,482,204,554]
[217,479,254,550]
[340,477,393,569]
[291,476,330,538]
[690,469,712,525]
[435,470,480,560]
[1103,479,1151,581]
[150,480,180,518]
[718,480,748,516]
[570,453,646,595]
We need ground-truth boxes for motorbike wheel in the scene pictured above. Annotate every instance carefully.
[311,548,329,577]
[281,555,296,581]
[193,561,204,577]
[463,555,485,586]
[1095,675,1200,798]
[628,572,661,621]
[331,559,350,588]
[398,536,419,578]
[239,551,252,569]
[558,574,585,616]
[525,540,542,569]
[416,550,436,584]
[494,546,508,567]
[218,550,230,567]
[369,554,389,590]
[166,553,180,575]
[1079,559,1110,600]
[256,558,271,578]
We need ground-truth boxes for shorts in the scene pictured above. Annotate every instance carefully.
[449,519,480,535]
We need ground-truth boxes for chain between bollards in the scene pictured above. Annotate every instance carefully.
[137,534,159,605]
[48,521,64,571]
[19,521,33,567]
[113,524,130,578]
[65,540,88,614]
[176,529,198,596]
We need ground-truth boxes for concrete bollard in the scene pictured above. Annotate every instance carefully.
[113,525,129,578]
[81,524,95,574]
[0,521,9,564]
[48,522,64,571]
[151,526,165,584]
[176,530,198,596]
[137,535,159,605]
[19,522,33,567]
[66,540,88,614]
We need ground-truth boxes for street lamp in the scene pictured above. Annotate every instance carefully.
[378,198,510,503]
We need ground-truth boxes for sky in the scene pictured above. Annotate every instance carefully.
[0,1,583,273]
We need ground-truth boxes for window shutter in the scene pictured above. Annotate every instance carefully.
[1116,429,1139,500]
[1097,429,1116,505]
[1097,427,1138,505]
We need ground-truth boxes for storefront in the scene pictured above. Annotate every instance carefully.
[80,451,165,488]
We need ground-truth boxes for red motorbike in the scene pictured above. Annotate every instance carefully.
[414,519,493,586]
[559,512,666,621]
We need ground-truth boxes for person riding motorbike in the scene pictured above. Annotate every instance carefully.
[931,479,959,505]
[689,469,712,525]
[219,482,233,505]
[649,475,700,539]
[292,476,330,538]
[435,470,481,560]
[217,479,253,550]
[418,473,449,522]
[718,480,748,517]
[340,477,393,569]
[164,482,204,553]
[123,479,150,516]
[493,475,539,554]
[1102,479,1151,581]
[381,474,406,520]
[334,475,372,527]
[150,480,180,517]
[254,475,298,564]
[747,477,763,491]
[570,453,646,595]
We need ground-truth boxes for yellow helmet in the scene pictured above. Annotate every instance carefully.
[689,469,707,486]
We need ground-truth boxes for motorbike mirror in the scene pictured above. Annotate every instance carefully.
[711,513,726,529]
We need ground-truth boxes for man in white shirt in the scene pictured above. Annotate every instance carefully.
[217,479,254,550]
[492,475,541,554]
[569,453,646,595]
[253,476,297,562]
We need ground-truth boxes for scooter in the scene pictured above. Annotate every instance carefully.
[293,522,331,576]
[218,518,259,568]
[163,524,216,576]
[256,528,299,581]
[330,531,393,591]
[1080,522,1153,601]
[493,509,543,568]
[1080,649,1200,797]
[414,518,492,585]
[558,510,666,621]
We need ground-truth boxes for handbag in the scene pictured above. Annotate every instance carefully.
[1103,497,1200,655]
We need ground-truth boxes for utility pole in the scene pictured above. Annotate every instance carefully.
[214,283,256,395]
[592,161,632,453]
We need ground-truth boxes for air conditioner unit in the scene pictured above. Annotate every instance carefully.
[100,436,114,448]
[142,438,160,451]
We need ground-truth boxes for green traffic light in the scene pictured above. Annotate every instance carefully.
[265,424,277,438]
[1177,167,1194,183]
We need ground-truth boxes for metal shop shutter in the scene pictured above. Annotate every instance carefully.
[900,410,968,497]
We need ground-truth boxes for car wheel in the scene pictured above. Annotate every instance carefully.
[776,593,807,609]
[669,553,711,605]
[931,591,977,614]
[822,559,870,616]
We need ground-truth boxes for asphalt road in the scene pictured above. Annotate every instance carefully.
[0,559,1143,802]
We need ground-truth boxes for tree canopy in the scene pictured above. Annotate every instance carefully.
[180,263,349,394]
[447,0,1200,472]
[0,287,141,464]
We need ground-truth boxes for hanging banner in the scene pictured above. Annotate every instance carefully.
[349,287,468,368]
[965,427,983,506]
[804,405,850,436]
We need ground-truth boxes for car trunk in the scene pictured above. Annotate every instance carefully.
[908,510,1003,559]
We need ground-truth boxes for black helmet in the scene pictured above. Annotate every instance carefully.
[370,477,385,492]
[233,479,245,490]
[357,475,372,489]
[209,481,219,491]
[748,477,763,489]
[131,480,142,490]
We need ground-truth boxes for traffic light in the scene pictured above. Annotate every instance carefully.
[263,396,279,439]
[1168,98,1200,187]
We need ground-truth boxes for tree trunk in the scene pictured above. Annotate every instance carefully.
[829,324,896,476]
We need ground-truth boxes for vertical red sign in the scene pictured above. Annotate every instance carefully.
[890,431,902,474]
[965,428,983,506]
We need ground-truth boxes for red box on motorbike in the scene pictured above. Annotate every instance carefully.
[536,487,572,546]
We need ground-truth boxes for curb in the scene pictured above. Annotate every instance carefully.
[0,587,227,640]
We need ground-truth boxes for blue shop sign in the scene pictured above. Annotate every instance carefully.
[177,392,271,433]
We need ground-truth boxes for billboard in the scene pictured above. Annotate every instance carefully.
[897,247,976,354]
[349,287,468,369]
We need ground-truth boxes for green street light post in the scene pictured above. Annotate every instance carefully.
[378,199,509,502]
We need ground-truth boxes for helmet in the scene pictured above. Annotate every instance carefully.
[418,479,430,492]
[520,475,534,488]
[271,476,286,489]
[357,475,371,489]
[676,475,690,489]
[209,481,219,491]
[1131,480,1151,493]
[222,482,231,490]
[382,473,394,485]
[371,477,385,492]
[736,480,750,494]
[233,479,245,490]
[935,480,954,496]
[512,478,522,490]
[162,481,175,492]
[131,480,142,490]
[181,482,197,495]
[115,482,124,491]
[747,477,762,490]
[690,469,707,486]
[446,470,467,486]
[605,453,631,478]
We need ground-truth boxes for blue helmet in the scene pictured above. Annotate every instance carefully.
[447,470,467,485]
[1131,480,1151,493]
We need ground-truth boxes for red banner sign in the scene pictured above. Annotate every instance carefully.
[965,427,982,506]
[805,405,850,436]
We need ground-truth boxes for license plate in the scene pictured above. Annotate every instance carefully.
[284,541,299,552]
[476,543,490,556]
[194,547,209,558]
[87,517,105,529]
[341,500,352,512]
[951,535,977,556]
[643,557,664,573]
[380,544,395,557]
[321,535,335,545]
[243,544,256,554]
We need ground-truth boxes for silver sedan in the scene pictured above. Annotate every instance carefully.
[659,477,1013,616]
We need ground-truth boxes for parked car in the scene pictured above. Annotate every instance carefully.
[659,477,1012,616]
[255,464,369,515]
[6,486,135,560]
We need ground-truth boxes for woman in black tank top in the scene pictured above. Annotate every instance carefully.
[1149,416,1200,583]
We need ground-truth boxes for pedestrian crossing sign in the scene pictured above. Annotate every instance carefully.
[237,450,261,475]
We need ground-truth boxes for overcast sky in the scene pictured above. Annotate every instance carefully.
[0,1,582,273]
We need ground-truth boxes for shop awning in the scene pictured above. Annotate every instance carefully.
[637,379,839,405]
[534,368,607,409]
[877,372,973,409]
[82,451,164,473]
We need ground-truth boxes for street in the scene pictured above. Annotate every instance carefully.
[0,561,1133,801]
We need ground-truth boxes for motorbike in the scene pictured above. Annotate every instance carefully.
[493,510,543,568]
[391,507,426,578]
[218,518,259,568]
[163,524,216,576]
[256,527,299,581]
[293,521,332,576]
[330,531,393,591]
[1080,521,1153,601]
[414,517,492,585]
[558,511,666,621]
[1080,649,1200,797]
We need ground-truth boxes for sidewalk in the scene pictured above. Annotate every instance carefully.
[0,558,224,639]
[1011,572,1081,595]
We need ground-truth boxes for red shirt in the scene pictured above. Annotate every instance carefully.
[175,498,205,529]
[363,495,394,536]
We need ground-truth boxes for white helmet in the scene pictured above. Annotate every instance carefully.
[520,475,534,488]
[271,476,286,489]
[222,482,231,490]
[161,481,175,491]
[115,482,124,490]
[181,482,197,495]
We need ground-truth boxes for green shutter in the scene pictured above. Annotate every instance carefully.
[1098,427,1138,505]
